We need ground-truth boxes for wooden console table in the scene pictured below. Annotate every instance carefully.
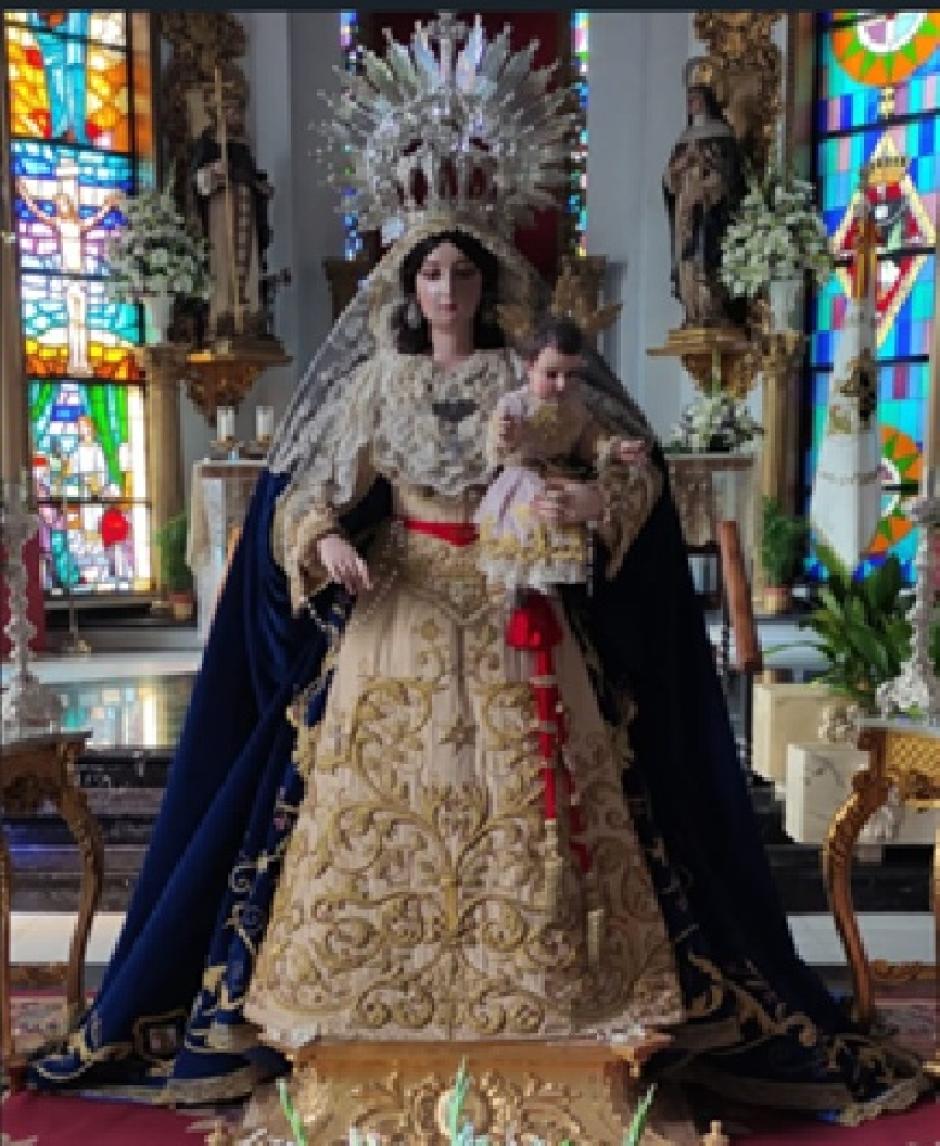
[822,719,939,1077]
[1,730,99,1082]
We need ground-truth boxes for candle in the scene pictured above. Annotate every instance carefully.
[255,404,274,443]
[216,406,235,443]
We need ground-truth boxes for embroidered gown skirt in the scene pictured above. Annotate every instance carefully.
[244,485,683,1043]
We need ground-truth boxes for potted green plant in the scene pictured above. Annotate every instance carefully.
[760,496,807,614]
[720,162,833,331]
[107,187,210,343]
[801,544,912,713]
[154,512,194,622]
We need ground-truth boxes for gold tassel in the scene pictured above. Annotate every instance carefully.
[587,905,605,969]
[543,819,563,918]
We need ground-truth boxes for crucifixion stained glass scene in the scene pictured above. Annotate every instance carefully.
[4,10,152,595]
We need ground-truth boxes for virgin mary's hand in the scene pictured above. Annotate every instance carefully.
[532,478,604,527]
[316,533,372,595]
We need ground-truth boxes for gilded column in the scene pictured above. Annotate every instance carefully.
[138,345,188,593]
[759,331,805,512]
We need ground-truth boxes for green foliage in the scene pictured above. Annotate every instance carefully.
[154,512,192,593]
[932,615,940,674]
[761,497,807,586]
[277,1077,308,1146]
[625,1083,657,1146]
[802,542,912,711]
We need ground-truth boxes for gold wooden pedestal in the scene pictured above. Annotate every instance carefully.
[184,341,291,423]
[823,719,940,1078]
[648,326,758,398]
[243,1039,674,1145]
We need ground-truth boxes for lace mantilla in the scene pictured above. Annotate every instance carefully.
[374,348,517,494]
[280,348,520,538]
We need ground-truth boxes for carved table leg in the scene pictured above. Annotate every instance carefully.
[822,764,891,1027]
[55,762,104,1027]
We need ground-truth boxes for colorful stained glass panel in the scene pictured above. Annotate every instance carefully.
[31,379,149,594]
[4,15,130,148]
[809,12,938,581]
[5,9,154,598]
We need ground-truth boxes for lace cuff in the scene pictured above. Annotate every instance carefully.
[274,496,342,613]
[594,461,663,578]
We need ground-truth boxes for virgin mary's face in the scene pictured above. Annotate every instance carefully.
[415,242,483,334]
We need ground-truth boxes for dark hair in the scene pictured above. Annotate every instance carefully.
[392,229,505,354]
[518,315,584,363]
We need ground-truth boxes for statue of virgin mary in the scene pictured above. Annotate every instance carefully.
[32,13,925,1136]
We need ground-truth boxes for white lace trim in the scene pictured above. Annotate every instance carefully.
[278,348,520,542]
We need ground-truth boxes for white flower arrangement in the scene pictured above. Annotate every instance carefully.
[668,390,762,454]
[720,165,833,300]
[107,187,210,303]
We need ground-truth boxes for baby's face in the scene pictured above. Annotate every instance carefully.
[528,345,584,401]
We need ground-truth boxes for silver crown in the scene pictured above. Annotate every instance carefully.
[316,12,577,238]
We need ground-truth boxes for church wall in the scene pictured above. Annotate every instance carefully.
[587,10,695,441]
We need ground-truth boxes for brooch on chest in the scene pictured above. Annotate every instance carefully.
[432,398,478,426]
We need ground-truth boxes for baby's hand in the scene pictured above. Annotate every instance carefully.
[613,437,648,465]
[496,411,523,449]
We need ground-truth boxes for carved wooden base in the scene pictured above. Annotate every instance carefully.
[647,325,758,398]
[243,1039,676,1145]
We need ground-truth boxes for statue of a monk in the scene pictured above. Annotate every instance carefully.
[191,96,273,341]
[663,59,746,328]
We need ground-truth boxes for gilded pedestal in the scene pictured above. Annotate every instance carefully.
[823,719,940,1076]
[0,731,98,1085]
[648,325,759,399]
[243,1038,675,1145]
[184,342,291,424]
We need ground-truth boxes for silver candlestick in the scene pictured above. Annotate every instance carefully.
[876,480,939,722]
[1,477,63,735]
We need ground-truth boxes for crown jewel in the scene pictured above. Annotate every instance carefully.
[317,12,577,237]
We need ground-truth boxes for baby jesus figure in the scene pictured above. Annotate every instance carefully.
[475,316,646,595]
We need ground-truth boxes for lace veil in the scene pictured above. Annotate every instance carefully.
[266,214,656,513]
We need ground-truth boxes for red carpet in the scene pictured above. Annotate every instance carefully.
[0,1092,230,1144]
[727,1096,939,1144]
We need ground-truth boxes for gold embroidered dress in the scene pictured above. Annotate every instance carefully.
[244,346,683,1044]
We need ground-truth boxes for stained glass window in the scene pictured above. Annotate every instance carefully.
[3,10,154,596]
[571,12,589,256]
[340,10,362,261]
[809,11,940,581]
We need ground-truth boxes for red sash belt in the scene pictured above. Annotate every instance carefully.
[399,518,478,547]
